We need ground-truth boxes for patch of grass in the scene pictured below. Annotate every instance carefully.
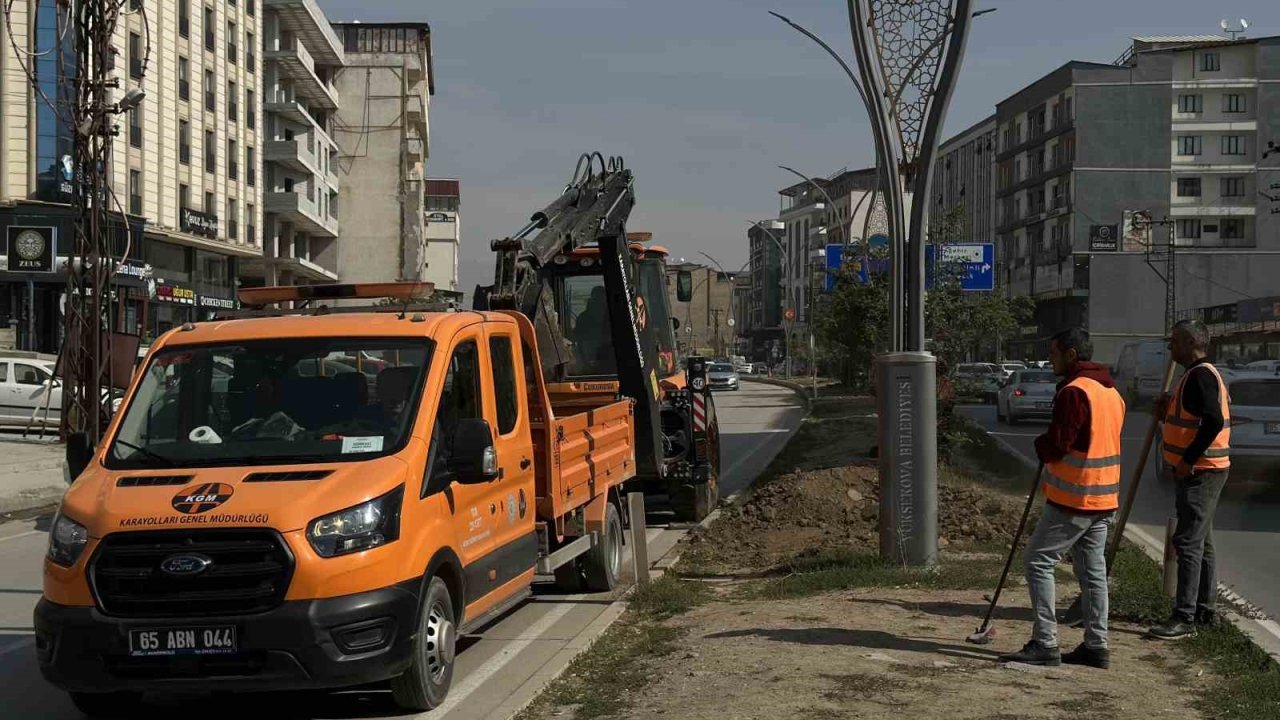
[750,549,1003,599]
[820,672,908,701]
[515,620,683,720]
[627,576,709,621]
[1110,540,1280,720]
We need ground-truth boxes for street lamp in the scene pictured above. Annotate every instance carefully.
[748,219,793,376]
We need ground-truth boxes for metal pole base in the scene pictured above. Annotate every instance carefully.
[875,351,938,567]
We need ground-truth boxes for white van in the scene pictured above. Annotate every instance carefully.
[1114,340,1177,405]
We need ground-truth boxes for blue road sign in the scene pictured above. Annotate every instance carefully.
[926,243,995,292]
[826,243,878,288]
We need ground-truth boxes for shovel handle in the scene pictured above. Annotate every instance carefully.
[1105,358,1178,570]
[980,462,1044,630]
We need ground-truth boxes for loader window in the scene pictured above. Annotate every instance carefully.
[561,274,617,377]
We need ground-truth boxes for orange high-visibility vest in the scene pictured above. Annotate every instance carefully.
[1162,363,1231,471]
[1043,376,1125,512]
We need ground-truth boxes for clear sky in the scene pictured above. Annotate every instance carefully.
[316,0,1272,297]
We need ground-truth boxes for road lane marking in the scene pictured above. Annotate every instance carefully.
[0,530,41,544]
[0,637,33,657]
[433,600,581,717]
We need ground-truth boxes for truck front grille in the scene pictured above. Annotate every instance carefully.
[90,529,294,617]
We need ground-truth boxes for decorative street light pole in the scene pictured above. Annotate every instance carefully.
[846,0,978,566]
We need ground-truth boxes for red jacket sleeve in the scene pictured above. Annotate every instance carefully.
[1035,386,1088,464]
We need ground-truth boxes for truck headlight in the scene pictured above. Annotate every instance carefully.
[48,511,89,567]
[308,486,404,558]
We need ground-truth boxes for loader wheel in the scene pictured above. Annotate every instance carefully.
[391,576,456,711]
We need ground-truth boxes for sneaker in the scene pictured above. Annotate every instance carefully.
[999,640,1062,666]
[1062,643,1110,669]
[1148,617,1196,640]
[1195,609,1217,627]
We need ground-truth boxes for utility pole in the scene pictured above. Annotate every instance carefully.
[1141,216,1178,333]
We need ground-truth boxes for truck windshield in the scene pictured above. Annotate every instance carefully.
[106,339,432,469]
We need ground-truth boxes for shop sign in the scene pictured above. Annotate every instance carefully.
[152,280,196,305]
[199,295,237,310]
[7,226,56,273]
[1089,224,1118,252]
[115,260,153,281]
[181,208,219,239]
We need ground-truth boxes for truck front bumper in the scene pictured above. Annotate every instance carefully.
[34,580,420,694]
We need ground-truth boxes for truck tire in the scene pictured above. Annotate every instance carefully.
[70,692,142,718]
[581,502,623,592]
[391,576,457,711]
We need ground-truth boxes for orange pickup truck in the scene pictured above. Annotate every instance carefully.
[36,286,636,716]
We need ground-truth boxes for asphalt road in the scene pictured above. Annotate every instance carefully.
[958,404,1280,627]
[0,381,804,720]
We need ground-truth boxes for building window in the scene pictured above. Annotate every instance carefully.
[1176,177,1201,197]
[204,6,215,52]
[179,120,191,164]
[1221,135,1245,155]
[1224,93,1246,113]
[178,57,189,101]
[1221,176,1244,197]
[180,184,190,213]
[179,0,190,37]
[129,169,142,215]
[204,70,215,112]
[128,32,143,79]
[227,139,238,180]
[227,21,237,63]
[247,0,254,16]
[1177,94,1202,113]
[1178,135,1201,156]
[247,202,256,244]
[246,32,255,70]
[205,130,216,173]
[129,105,142,148]
[1200,52,1220,72]
[246,89,255,129]
[246,147,255,186]
[227,80,237,122]
[1221,218,1245,239]
[204,191,215,215]
[1177,219,1201,240]
[227,199,238,241]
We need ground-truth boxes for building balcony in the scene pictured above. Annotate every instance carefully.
[265,41,340,110]
[264,191,339,238]
[264,0,344,66]
[265,139,321,176]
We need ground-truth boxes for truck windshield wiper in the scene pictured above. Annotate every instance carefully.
[112,439,178,467]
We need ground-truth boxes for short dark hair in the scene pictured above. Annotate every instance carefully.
[1172,319,1210,352]
[1051,326,1093,361]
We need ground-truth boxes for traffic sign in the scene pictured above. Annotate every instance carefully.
[784,308,795,321]
[926,243,995,292]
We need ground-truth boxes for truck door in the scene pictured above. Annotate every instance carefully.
[480,327,538,594]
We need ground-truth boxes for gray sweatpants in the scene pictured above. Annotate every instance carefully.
[1025,502,1113,649]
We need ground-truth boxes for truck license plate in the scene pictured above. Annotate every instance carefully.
[1266,422,1280,434]
[129,626,237,657]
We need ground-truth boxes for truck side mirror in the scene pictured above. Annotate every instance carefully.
[66,432,94,484]
[448,419,500,484]
[676,271,693,302]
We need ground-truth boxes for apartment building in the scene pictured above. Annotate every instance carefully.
[932,114,998,244]
[665,263,735,357]
[989,34,1280,362]
[746,220,784,333]
[424,178,460,294]
[0,0,263,351]
[244,0,345,288]
[330,22,435,287]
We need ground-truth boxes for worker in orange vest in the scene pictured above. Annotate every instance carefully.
[1000,327,1124,669]
[1148,320,1230,640]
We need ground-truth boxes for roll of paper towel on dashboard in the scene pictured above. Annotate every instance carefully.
[189,426,223,444]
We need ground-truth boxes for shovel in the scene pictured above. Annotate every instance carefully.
[1059,358,1178,626]
[966,463,1044,644]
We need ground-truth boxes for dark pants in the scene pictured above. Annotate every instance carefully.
[1172,468,1228,622]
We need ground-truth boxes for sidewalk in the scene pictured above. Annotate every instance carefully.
[0,436,65,516]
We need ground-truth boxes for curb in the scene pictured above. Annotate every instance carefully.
[972,421,1280,663]
[0,486,65,518]
[491,388,810,720]
[741,376,812,409]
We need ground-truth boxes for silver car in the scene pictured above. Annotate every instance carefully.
[996,368,1057,424]
[707,362,739,391]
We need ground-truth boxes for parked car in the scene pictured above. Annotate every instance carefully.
[707,362,739,391]
[0,357,124,426]
[1243,359,1280,375]
[956,362,1002,403]
[1114,340,1175,405]
[997,362,1026,381]
[996,368,1058,424]
[737,362,753,375]
[751,362,768,375]
[1157,370,1280,481]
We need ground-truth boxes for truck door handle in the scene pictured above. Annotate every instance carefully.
[520,458,531,470]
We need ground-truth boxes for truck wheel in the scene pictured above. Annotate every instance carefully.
[581,502,623,592]
[70,692,142,718]
[391,576,457,711]
[553,558,585,592]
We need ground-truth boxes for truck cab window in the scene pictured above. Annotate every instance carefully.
[434,341,483,473]
[490,335,519,435]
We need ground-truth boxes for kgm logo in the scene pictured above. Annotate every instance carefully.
[172,483,235,514]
